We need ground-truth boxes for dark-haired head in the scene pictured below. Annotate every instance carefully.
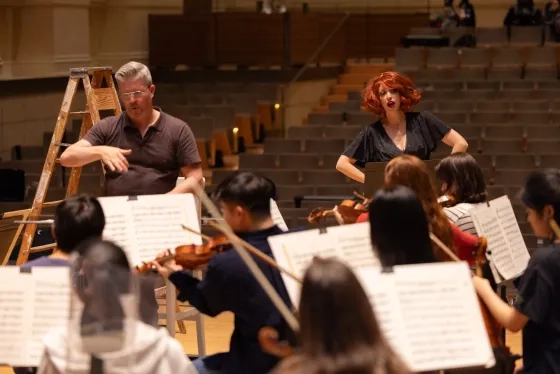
[211,171,276,232]
[53,194,105,254]
[519,169,560,240]
[369,186,437,267]
[277,257,408,374]
[435,153,488,204]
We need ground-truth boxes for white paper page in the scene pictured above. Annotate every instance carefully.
[492,196,530,276]
[355,267,409,359]
[99,194,201,267]
[129,194,201,264]
[26,267,72,366]
[269,199,288,231]
[471,203,516,281]
[98,196,138,264]
[268,223,379,305]
[392,262,495,372]
[0,267,31,367]
[331,222,380,269]
[268,230,339,304]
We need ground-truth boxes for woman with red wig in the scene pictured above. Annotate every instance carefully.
[336,71,469,183]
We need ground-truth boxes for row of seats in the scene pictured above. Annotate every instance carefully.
[408,26,554,47]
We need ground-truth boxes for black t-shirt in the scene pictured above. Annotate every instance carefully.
[342,111,451,167]
[514,244,560,374]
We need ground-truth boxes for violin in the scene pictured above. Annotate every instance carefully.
[135,234,232,273]
[437,194,457,208]
[308,191,372,224]
[259,326,295,358]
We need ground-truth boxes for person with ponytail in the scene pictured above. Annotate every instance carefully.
[472,169,560,374]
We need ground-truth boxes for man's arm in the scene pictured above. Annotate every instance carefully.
[60,140,131,172]
[168,163,204,194]
[168,123,204,194]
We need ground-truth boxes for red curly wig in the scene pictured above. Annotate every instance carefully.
[362,71,421,117]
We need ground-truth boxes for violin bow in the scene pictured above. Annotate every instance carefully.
[181,223,302,284]
[183,179,300,332]
[429,233,462,262]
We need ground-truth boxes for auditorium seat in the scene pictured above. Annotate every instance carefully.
[475,28,509,47]
[510,26,544,46]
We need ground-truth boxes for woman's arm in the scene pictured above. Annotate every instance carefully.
[336,155,365,183]
[472,276,529,332]
[442,129,469,153]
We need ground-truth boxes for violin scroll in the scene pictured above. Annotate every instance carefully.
[258,326,295,358]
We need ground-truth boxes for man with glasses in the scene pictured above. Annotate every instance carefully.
[59,61,203,196]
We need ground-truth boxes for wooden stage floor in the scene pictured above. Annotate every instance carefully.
[0,312,521,373]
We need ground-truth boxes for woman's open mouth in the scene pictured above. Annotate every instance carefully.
[387,101,395,109]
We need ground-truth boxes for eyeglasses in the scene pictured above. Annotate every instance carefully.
[120,89,148,101]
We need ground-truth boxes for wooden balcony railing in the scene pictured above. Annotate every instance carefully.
[148,12,429,68]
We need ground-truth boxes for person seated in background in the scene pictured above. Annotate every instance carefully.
[262,0,286,14]
[456,0,476,27]
[38,239,196,374]
[271,257,410,374]
[504,0,543,26]
[150,171,294,374]
[544,0,560,41]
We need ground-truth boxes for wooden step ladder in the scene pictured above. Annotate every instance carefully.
[14,66,122,265]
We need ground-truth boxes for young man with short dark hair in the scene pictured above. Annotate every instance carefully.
[151,171,294,374]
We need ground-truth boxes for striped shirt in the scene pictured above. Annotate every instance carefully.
[443,202,484,236]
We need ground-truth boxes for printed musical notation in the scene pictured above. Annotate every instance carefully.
[268,222,379,303]
[98,194,202,267]
[356,263,495,372]
[0,267,71,367]
[471,195,530,283]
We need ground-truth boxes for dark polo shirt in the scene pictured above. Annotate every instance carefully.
[82,109,201,196]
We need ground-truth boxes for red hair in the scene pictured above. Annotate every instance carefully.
[362,71,421,117]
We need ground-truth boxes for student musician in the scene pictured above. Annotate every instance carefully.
[150,171,294,374]
[38,239,196,374]
[21,195,105,269]
[272,257,410,374]
[335,71,468,183]
[472,169,560,374]
[368,185,439,267]
[435,152,489,235]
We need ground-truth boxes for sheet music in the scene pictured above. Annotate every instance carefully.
[0,267,71,367]
[471,196,529,282]
[268,222,379,303]
[27,267,72,366]
[98,193,202,266]
[0,267,31,367]
[492,196,531,273]
[269,199,288,231]
[356,263,495,372]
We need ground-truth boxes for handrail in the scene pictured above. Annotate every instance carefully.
[288,12,351,87]
[279,12,351,130]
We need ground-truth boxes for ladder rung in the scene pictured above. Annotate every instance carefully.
[30,243,56,253]
[69,111,89,116]
[43,200,63,208]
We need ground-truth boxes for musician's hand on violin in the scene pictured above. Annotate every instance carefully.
[332,206,345,225]
[471,275,491,294]
[149,249,183,278]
